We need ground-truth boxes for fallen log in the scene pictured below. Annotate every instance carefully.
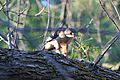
[0,48,120,80]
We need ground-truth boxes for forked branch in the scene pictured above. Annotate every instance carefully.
[94,0,120,66]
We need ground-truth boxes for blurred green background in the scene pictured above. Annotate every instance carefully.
[0,0,120,70]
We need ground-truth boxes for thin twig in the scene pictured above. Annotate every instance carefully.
[110,0,120,21]
[35,7,45,16]
[60,0,68,27]
[42,0,51,47]
[86,18,94,28]
[0,1,22,24]
[6,0,12,49]
[0,34,8,44]
[99,0,120,31]
[0,1,6,10]
[14,0,21,49]
[0,1,47,18]
[35,0,45,16]
[94,32,120,67]
[94,0,120,66]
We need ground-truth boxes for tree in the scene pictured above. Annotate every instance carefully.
[0,48,120,80]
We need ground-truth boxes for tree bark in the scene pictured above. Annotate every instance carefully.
[0,48,120,80]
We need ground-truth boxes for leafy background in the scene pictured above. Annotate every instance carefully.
[0,0,120,70]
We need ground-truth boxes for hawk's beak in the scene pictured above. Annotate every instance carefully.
[73,33,77,38]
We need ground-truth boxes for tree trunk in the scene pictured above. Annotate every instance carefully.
[0,48,120,80]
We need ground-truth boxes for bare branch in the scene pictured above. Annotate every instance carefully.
[0,33,8,44]
[86,18,94,28]
[60,0,68,27]
[35,0,45,16]
[35,7,45,16]
[42,0,51,48]
[99,0,120,32]
[0,1,6,11]
[110,0,120,21]
[94,32,120,67]
[6,0,13,49]
[94,0,120,66]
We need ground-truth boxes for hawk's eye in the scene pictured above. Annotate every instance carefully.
[70,32,72,35]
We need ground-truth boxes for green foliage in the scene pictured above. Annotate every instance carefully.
[70,33,101,62]
[0,0,120,67]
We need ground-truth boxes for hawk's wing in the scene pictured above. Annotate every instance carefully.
[46,27,64,42]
